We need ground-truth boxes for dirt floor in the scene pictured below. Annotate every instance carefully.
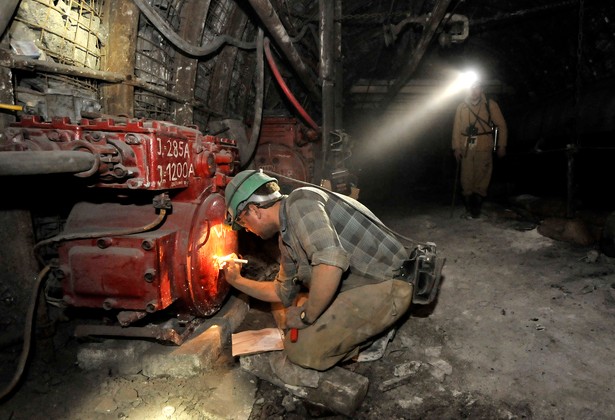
[1,191,615,419]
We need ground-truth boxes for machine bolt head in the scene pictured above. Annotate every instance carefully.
[96,237,112,249]
[144,269,156,283]
[103,299,117,310]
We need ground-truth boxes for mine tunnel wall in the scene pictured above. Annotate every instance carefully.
[502,77,615,209]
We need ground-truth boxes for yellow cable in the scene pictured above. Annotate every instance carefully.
[0,104,23,111]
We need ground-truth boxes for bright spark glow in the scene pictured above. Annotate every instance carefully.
[212,253,248,269]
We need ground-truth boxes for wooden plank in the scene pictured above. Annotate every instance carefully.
[231,328,284,357]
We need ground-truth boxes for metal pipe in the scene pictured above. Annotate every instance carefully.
[320,0,335,175]
[247,0,321,102]
[334,0,344,130]
[0,151,96,176]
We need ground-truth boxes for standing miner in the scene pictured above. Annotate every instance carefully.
[452,80,508,218]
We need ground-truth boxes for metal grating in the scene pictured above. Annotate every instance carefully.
[11,0,105,118]
[193,0,257,130]
[227,23,257,120]
[134,0,184,120]
[193,59,215,131]
[13,0,105,70]
[193,0,231,131]
[204,0,231,42]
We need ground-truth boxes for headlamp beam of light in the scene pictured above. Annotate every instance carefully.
[437,70,478,101]
[357,69,481,160]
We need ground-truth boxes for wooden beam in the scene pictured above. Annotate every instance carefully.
[100,0,140,116]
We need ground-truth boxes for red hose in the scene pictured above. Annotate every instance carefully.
[263,38,320,131]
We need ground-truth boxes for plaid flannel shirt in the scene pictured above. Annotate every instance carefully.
[274,187,408,306]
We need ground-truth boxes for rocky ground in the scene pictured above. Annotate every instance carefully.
[2,191,615,419]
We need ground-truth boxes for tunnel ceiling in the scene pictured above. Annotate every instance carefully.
[2,0,614,139]
[273,0,615,111]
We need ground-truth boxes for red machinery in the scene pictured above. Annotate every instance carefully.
[1,116,240,337]
[252,117,358,197]
[253,116,319,184]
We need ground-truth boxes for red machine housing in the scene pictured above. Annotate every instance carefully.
[252,117,319,183]
[3,116,240,317]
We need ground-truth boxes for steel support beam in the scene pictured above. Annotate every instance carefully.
[334,0,344,130]
[320,0,335,176]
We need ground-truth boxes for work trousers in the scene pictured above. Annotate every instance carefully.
[284,279,413,371]
[461,148,492,197]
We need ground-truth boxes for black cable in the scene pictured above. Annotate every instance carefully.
[132,0,255,57]
[240,28,265,168]
[0,266,50,401]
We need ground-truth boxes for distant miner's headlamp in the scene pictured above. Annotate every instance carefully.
[460,70,479,89]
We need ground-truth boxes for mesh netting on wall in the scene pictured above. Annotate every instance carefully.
[227,23,257,123]
[193,0,256,131]
[11,0,105,119]
[13,0,105,69]
[193,0,229,131]
[134,0,183,120]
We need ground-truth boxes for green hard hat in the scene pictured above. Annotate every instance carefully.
[224,169,277,230]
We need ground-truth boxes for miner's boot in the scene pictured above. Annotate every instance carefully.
[462,195,472,217]
[470,194,483,218]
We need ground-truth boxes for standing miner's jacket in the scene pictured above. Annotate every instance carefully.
[452,92,508,154]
